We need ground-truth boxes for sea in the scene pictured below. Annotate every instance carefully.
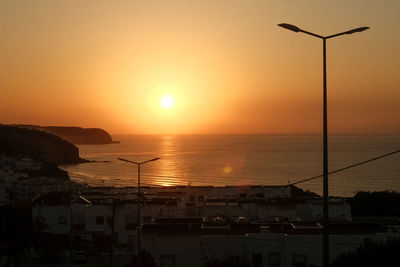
[60,134,400,197]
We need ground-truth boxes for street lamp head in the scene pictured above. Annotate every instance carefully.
[278,23,301,32]
[118,157,160,165]
[346,26,370,34]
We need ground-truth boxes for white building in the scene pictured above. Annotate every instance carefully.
[140,221,396,267]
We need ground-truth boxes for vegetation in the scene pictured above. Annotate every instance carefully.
[0,205,32,265]
[290,185,320,198]
[331,238,400,267]
[350,190,400,217]
[35,125,113,144]
[0,125,81,164]
[27,163,70,180]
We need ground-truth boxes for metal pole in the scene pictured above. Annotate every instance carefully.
[117,157,160,267]
[137,164,141,267]
[322,37,329,267]
[70,204,73,266]
[278,23,368,267]
[110,199,116,267]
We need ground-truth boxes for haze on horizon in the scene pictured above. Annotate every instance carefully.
[1,0,399,135]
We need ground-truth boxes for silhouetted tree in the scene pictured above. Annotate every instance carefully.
[290,185,319,198]
[0,205,32,265]
[331,238,400,267]
[350,191,400,216]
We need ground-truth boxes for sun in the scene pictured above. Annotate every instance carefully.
[160,94,175,109]
[148,83,185,117]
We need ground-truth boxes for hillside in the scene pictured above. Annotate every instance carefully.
[0,125,82,164]
[10,124,114,144]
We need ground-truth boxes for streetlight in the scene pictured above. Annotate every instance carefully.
[118,157,161,266]
[278,23,369,267]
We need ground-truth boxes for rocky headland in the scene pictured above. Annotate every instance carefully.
[7,124,115,145]
[0,125,83,164]
[0,126,87,202]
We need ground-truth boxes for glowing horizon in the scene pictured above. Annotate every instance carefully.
[1,1,399,135]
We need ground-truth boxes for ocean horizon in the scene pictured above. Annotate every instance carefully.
[61,134,400,197]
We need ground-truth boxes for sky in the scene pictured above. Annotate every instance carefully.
[1,0,399,135]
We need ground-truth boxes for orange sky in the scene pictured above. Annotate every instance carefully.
[1,0,399,135]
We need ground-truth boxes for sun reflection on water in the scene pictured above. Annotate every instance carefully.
[152,135,186,186]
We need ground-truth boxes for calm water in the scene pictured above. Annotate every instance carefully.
[61,134,400,197]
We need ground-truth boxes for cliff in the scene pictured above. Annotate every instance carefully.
[11,125,114,144]
[0,125,82,164]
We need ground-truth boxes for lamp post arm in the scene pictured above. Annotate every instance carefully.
[139,157,161,165]
[325,31,350,39]
[299,29,324,39]
[326,26,370,39]
[118,158,139,165]
[118,157,160,166]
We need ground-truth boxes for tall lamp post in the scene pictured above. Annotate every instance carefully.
[278,23,369,267]
[118,157,161,267]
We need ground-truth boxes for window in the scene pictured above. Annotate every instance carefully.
[160,255,175,267]
[292,254,307,267]
[186,206,196,216]
[106,216,113,226]
[231,256,240,264]
[95,216,104,225]
[125,214,136,223]
[143,216,152,223]
[269,252,281,267]
[126,223,137,231]
[72,223,85,231]
[158,208,164,216]
[112,233,118,243]
[58,216,67,225]
[252,253,262,267]
[127,235,135,250]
